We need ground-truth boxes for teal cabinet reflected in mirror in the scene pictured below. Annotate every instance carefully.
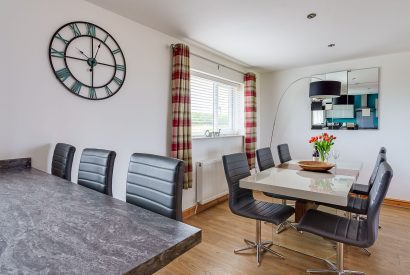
[311,67,379,130]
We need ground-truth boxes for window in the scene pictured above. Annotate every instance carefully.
[312,110,325,125]
[190,71,244,137]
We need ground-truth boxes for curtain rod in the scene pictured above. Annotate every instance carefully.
[170,44,246,75]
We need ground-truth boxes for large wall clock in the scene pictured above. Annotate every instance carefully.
[49,21,126,100]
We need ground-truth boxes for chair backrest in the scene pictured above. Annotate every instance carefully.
[51,143,76,181]
[126,153,184,221]
[369,152,387,188]
[78,148,116,196]
[222,153,252,212]
[256,147,275,172]
[277,143,292,164]
[366,161,393,247]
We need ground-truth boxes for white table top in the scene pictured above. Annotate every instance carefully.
[240,164,359,206]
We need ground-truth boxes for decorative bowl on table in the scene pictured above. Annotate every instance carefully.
[297,161,335,172]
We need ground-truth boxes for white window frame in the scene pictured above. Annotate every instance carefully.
[190,69,244,138]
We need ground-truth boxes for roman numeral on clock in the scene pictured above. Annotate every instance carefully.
[113,76,123,86]
[55,68,70,82]
[86,23,96,37]
[71,81,82,94]
[89,88,97,99]
[69,23,81,37]
[51,48,65,58]
[105,86,113,96]
[55,33,69,44]
[111,49,121,55]
[116,64,125,71]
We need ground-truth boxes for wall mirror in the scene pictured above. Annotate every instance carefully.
[311,67,379,130]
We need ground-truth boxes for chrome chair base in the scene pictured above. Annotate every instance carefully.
[307,243,364,275]
[360,248,371,256]
[234,220,284,266]
[276,220,298,234]
[264,199,296,234]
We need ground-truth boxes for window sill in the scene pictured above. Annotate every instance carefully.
[192,134,244,140]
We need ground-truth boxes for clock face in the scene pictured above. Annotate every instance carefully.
[49,21,126,100]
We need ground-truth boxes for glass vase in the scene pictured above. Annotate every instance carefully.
[319,150,329,162]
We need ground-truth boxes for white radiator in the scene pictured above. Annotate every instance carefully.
[196,159,228,205]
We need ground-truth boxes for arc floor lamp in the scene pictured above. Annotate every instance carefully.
[269,78,342,147]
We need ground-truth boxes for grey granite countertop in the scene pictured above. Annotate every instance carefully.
[0,168,201,275]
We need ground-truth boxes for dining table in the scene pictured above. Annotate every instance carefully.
[239,158,362,261]
[0,158,201,275]
[241,159,361,222]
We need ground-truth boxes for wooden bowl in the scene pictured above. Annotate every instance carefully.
[297,161,335,172]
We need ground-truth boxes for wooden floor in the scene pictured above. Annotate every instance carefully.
[157,193,410,275]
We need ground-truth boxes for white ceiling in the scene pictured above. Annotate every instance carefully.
[86,0,410,71]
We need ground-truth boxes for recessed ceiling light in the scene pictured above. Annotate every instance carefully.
[307,13,317,19]
[328,43,336,48]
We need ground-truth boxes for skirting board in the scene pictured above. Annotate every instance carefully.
[183,194,228,221]
[182,195,410,221]
[383,198,410,209]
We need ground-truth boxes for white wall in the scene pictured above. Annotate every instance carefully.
[260,51,410,201]
[0,0,257,209]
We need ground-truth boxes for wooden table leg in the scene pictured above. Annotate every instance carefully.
[295,200,318,222]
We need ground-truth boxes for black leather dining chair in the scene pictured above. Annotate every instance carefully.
[256,147,275,171]
[350,147,387,195]
[321,153,386,213]
[277,144,292,164]
[222,153,295,265]
[318,153,386,256]
[51,143,76,181]
[256,147,298,233]
[78,148,116,196]
[297,161,393,274]
[126,153,184,221]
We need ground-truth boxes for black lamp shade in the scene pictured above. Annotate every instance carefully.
[309,80,341,99]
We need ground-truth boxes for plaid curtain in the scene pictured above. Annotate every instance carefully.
[244,73,257,169]
[171,44,192,189]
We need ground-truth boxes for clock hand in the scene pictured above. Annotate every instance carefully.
[66,55,99,69]
[91,37,94,87]
[90,67,94,87]
[75,47,90,59]
[94,42,102,59]
[65,55,88,62]
[96,61,115,67]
